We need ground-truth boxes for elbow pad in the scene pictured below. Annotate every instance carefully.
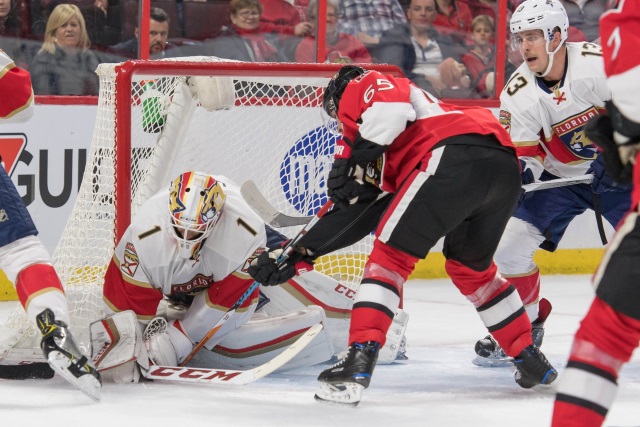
[351,132,388,166]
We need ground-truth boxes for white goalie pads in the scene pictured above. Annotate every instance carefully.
[259,270,409,364]
[188,305,333,372]
[187,75,235,111]
[90,310,149,383]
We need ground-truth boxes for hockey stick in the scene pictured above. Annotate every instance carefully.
[142,323,323,385]
[0,362,55,380]
[179,280,260,367]
[522,174,594,193]
[241,180,313,228]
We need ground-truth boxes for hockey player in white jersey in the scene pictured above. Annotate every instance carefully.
[473,0,632,366]
[0,50,101,400]
[95,171,407,381]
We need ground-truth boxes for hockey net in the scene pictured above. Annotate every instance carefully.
[0,57,402,360]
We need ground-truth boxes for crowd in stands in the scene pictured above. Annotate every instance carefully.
[0,0,614,96]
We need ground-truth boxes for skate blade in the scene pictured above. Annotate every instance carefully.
[472,355,513,368]
[314,382,364,406]
[48,351,102,402]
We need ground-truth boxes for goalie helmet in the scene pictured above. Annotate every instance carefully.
[322,65,366,118]
[168,172,226,259]
[510,0,569,77]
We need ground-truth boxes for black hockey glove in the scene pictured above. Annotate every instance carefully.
[248,248,314,287]
[585,114,634,187]
[327,158,364,209]
[586,153,632,193]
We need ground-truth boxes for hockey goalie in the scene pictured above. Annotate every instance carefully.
[92,170,408,383]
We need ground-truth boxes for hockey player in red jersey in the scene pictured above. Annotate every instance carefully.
[0,50,101,400]
[473,0,632,368]
[552,0,640,425]
[248,65,558,405]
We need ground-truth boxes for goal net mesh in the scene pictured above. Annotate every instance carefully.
[1,57,384,358]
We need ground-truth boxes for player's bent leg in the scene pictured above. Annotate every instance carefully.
[552,297,640,427]
[448,259,557,388]
[316,242,415,406]
[192,305,334,371]
[37,309,102,401]
[474,218,549,367]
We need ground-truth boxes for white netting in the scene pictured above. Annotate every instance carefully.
[1,57,374,358]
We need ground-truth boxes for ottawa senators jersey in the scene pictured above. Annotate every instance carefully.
[108,176,266,296]
[338,70,514,193]
[600,0,640,209]
[499,42,611,178]
[0,50,34,122]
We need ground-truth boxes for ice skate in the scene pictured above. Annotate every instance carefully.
[37,309,102,401]
[314,341,380,406]
[513,344,557,389]
[473,298,552,367]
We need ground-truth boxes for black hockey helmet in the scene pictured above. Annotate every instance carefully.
[322,65,365,117]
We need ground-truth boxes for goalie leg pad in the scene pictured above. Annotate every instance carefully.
[259,270,354,354]
[189,305,334,371]
[377,309,409,364]
[90,310,148,383]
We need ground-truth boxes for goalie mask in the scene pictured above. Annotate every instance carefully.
[322,65,366,118]
[169,172,226,259]
[510,0,569,77]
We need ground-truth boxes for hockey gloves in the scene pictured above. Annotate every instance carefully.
[248,248,314,287]
[586,152,632,193]
[327,158,366,210]
[519,158,543,185]
[586,113,635,187]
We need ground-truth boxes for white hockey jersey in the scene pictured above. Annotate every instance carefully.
[112,176,267,296]
[499,42,611,178]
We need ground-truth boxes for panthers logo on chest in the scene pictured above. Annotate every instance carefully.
[551,107,600,160]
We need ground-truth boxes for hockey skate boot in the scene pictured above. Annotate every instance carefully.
[314,341,380,406]
[513,344,557,389]
[37,309,102,401]
[472,298,552,368]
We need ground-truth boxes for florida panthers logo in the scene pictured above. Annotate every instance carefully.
[552,107,600,160]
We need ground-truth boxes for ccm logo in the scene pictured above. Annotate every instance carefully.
[335,284,356,300]
[149,366,242,381]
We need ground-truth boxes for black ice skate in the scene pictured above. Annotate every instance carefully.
[37,309,102,401]
[314,341,380,406]
[513,344,557,389]
[472,298,552,368]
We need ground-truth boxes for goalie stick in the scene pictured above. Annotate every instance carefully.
[522,174,594,192]
[143,323,323,385]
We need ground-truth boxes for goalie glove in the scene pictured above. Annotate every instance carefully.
[248,248,315,287]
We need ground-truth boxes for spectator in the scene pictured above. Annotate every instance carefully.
[461,14,494,97]
[206,0,283,62]
[295,0,372,63]
[0,0,34,69]
[433,0,473,43]
[108,7,183,59]
[337,0,407,51]
[377,0,467,96]
[560,0,612,42]
[29,4,99,95]
[466,0,514,20]
[260,0,313,37]
[80,0,121,49]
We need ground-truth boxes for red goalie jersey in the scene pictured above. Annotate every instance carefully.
[337,70,515,193]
